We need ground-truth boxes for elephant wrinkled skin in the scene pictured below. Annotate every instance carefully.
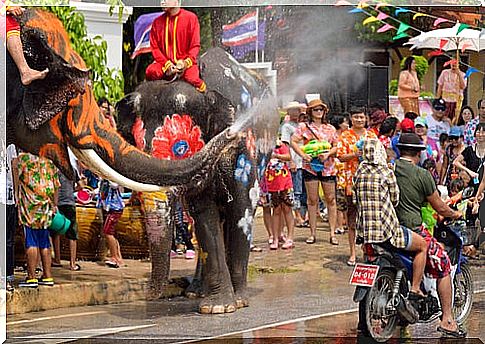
[117,48,279,313]
[6,9,239,193]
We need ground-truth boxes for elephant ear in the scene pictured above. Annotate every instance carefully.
[200,48,268,112]
[19,9,90,131]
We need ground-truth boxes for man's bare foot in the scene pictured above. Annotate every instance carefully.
[21,68,48,85]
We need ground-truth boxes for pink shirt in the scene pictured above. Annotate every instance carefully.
[397,70,420,98]
[438,69,467,102]
[293,122,337,176]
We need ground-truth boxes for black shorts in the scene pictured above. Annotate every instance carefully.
[302,169,336,183]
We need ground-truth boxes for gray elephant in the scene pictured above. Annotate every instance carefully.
[6,10,239,220]
[116,47,279,313]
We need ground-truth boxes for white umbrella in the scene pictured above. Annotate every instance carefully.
[406,22,485,52]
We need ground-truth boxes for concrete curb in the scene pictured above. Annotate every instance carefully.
[7,278,185,315]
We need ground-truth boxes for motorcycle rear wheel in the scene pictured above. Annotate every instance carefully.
[453,263,473,324]
[365,269,399,342]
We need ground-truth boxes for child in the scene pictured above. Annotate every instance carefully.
[265,140,294,250]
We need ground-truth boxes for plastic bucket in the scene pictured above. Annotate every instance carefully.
[49,211,71,235]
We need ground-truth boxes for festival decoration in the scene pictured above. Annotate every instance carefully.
[412,13,428,21]
[377,23,394,33]
[456,23,470,35]
[396,22,410,35]
[395,7,411,16]
[393,32,409,41]
[235,154,252,186]
[376,12,389,20]
[444,59,458,67]
[334,0,352,5]
[433,18,449,27]
[363,16,379,25]
[465,67,479,79]
[151,114,205,160]
[349,7,364,13]
[375,2,389,10]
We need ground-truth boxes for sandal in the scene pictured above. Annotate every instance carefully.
[437,325,467,338]
[105,260,119,268]
[305,236,316,244]
[346,259,356,266]
[334,228,345,235]
[250,246,263,252]
[330,236,339,245]
[268,236,274,245]
[281,240,294,249]
[269,242,278,250]
[70,263,81,271]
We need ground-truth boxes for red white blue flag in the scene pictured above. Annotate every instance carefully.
[131,11,163,59]
[222,11,265,59]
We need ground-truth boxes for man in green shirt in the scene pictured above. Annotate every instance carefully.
[395,133,465,337]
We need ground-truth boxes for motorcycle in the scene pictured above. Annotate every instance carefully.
[350,187,478,342]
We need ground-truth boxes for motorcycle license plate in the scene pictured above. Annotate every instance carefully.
[349,264,380,287]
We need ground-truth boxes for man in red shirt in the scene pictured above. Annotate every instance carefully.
[146,0,206,92]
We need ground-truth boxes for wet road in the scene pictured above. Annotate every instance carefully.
[6,265,485,343]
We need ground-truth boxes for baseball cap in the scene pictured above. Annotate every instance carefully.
[449,126,463,138]
[432,98,447,111]
[414,117,427,128]
[400,118,415,133]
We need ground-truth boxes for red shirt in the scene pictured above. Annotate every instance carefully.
[150,9,200,70]
[265,145,293,192]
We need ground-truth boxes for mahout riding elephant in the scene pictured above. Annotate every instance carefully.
[117,48,279,313]
[6,9,238,194]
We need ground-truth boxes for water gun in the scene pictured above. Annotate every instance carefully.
[302,140,331,158]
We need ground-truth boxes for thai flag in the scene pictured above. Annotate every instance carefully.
[222,11,265,59]
[131,12,163,59]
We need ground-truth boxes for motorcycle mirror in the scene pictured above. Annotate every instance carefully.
[462,186,475,200]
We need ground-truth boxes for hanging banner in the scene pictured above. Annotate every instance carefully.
[363,16,378,25]
[376,12,389,20]
[433,18,449,27]
[377,23,394,33]
[395,7,411,15]
[456,23,470,35]
[465,67,479,79]
[393,32,409,40]
[396,22,410,35]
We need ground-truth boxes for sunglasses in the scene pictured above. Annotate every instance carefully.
[313,108,325,112]
[434,107,446,112]
[448,136,460,140]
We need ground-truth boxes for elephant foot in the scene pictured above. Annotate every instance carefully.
[199,294,237,314]
[235,296,249,309]
[185,278,204,299]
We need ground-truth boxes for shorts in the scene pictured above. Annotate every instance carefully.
[416,227,451,279]
[257,193,272,208]
[6,15,20,40]
[269,189,294,208]
[291,169,303,210]
[336,188,347,211]
[302,169,336,183]
[102,210,123,236]
[54,205,78,240]
[24,226,51,249]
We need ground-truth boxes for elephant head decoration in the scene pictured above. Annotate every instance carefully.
[6,9,239,192]
[117,47,279,314]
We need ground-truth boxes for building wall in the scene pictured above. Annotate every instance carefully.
[71,2,133,70]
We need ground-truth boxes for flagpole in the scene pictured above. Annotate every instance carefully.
[255,7,259,63]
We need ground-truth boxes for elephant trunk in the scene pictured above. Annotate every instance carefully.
[70,128,239,192]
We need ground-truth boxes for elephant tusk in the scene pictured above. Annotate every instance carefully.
[69,147,168,193]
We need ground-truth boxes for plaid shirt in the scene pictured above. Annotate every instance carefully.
[352,141,406,248]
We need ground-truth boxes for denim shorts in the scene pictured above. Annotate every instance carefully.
[24,226,51,249]
[291,169,303,209]
[401,226,413,251]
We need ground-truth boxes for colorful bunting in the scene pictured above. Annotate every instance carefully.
[444,59,458,67]
[349,7,364,13]
[357,1,369,8]
[377,23,395,33]
[376,12,389,20]
[412,13,428,21]
[333,0,352,6]
[456,23,470,35]
[375,2,389,10]
[395,7,411,16]
[433,18,449,27]
[465,67,479,79]
[428,50,444,57]
[396,23,410,35]
[363,16,379,25]
[392,32,409,41]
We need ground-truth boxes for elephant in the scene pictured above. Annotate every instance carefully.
[6,9,240,195]
[116,47,279,313]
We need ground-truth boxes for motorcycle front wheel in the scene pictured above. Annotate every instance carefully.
[453,263,474,324]
[365,269,399,342]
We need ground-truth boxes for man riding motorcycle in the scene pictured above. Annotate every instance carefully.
[394,133,466,338]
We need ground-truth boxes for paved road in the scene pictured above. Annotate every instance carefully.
[6,263,484,343]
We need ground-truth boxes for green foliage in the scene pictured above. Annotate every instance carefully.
[400,55,429,81]
[389,79,398,96]
[44,6,125,104]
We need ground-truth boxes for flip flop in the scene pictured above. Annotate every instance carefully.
[347,260,356,266]
[330,237,339,245]
[305,236,316,244]
[70,263,81,271]
[437,326,467,338]
[105,261,119,268]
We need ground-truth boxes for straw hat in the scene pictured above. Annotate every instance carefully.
[284,101,302,111]
[307,99,328,110]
